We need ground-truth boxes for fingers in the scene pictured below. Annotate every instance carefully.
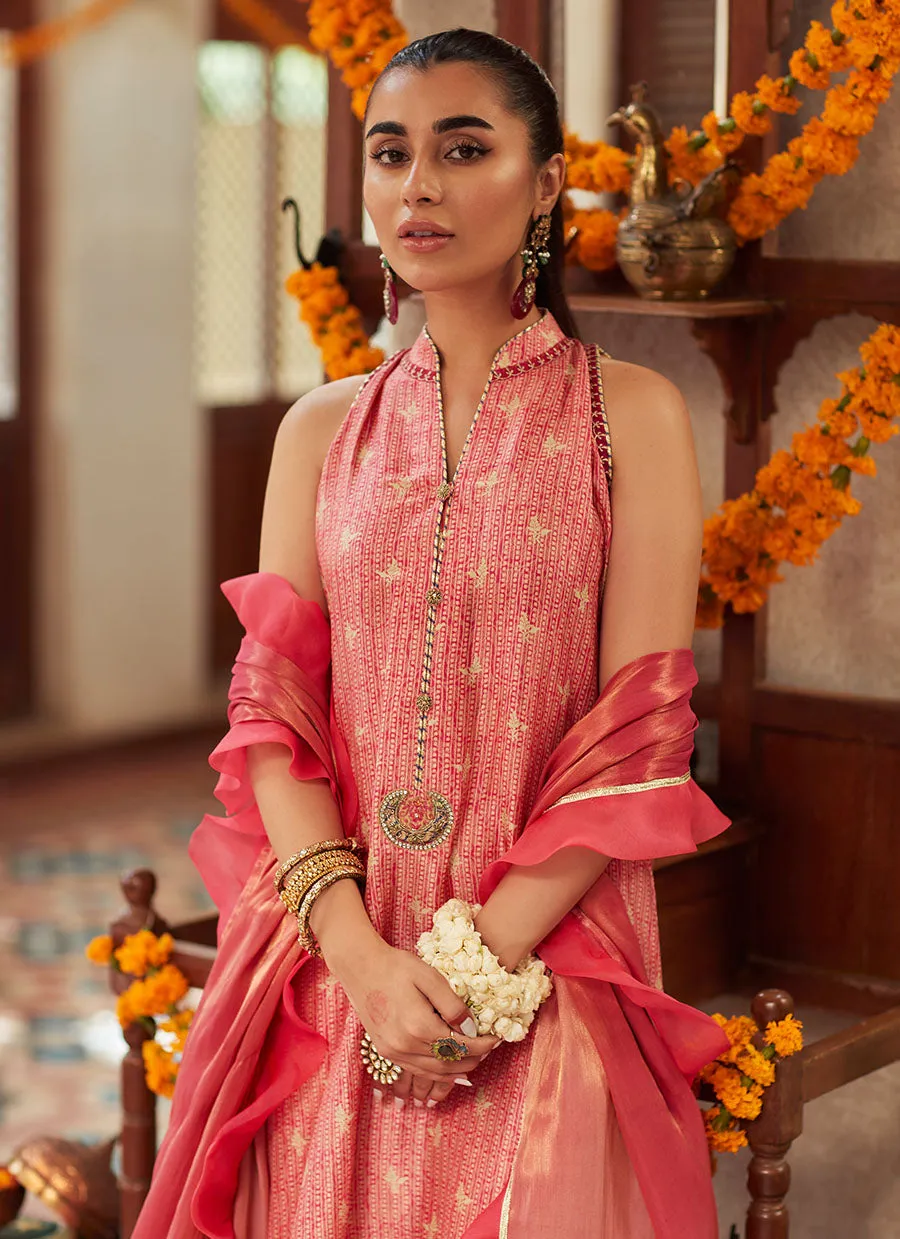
[412,958,473,1031]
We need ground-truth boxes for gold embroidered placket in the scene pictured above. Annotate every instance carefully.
[379,320,551,850]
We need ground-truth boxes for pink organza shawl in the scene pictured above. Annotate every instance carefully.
[132,573,730,1239]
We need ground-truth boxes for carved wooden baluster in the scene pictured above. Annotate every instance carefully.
[119,1020,157,1239]
[746,989,804,1239]
[109,868,170,1238]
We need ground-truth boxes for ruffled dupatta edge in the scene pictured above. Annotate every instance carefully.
[133,573,360,1239]
[464,648,731,1239]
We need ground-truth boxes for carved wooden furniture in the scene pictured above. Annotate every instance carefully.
[721,989,900,1239]
[109,870,218,1239]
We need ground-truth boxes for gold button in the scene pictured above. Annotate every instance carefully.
[416,692,432,714]
[437,481,453,501]
[426,587,442,606]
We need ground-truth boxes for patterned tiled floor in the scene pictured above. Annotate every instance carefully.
[0,740,217,1168]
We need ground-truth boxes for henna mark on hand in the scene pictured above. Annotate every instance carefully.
[366,989,390,1026]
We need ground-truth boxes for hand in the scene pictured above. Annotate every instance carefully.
[333,938,499,1087]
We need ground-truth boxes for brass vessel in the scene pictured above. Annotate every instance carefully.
[607,85,740,300]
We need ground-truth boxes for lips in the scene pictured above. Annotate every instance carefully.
[397,220,454,239]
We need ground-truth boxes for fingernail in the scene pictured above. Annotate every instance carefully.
[373,1088,383,1097]
[426,1099,438,1108]
[394,1096,405,1109]
[453,1076,472,1087]
[460,1017,478,1037]
[413,1098,424,1108]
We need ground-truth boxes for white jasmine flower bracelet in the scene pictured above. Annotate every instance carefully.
[415,898,553,1042]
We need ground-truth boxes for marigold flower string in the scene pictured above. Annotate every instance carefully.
[86,929,195,1098]
[698,1011,805,1155]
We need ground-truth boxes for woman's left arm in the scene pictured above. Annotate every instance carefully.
[474,360,704,970]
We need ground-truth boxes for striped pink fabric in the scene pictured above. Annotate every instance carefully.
[267,312,659,1237]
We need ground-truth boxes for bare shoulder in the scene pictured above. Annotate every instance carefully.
[596,358,693,470]
[275,372,370,472]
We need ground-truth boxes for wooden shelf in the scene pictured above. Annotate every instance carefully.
[569,292,780,319]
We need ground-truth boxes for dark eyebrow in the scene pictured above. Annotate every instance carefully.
[364,115,495,141]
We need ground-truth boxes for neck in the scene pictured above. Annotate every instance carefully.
[420,272,542,373]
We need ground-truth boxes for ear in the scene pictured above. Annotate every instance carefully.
[535,152,566,215]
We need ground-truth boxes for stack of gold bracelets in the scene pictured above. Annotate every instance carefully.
[273,838,366,958]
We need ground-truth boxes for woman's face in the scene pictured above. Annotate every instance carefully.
[363,62,562,298]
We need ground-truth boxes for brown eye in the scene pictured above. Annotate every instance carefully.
[370,146,408,165]
[446,141,487,162]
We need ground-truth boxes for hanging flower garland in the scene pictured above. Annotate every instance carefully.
[307,0,409,120]
[285,263,385,380]
[0,0,134,68]
[697,323,900,628]
[564,0,900,271]
[700,1010,804,1156]
[86,929,195,1099]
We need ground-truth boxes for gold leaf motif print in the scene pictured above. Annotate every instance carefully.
[474,1086,492,1116]
[498,393,522,417]
[334,1103,351,1134]
[454,753,473,777]
[455,1183,475,1212]
[387,475,414,499]
[339,527,361,553]
[355,441,373,467]
[468,558,488,589]
[428,1118,444,1149]
[343,621,359,650]
[408,895,429,921]
[508,710,528,741]
[460,653,483,684]
[527,514,550,546]
[424,1215,440,1237]
[558,680,572,704]
[475,469,500,497]
[397,400,420,420]
[541,432,569,457]
[376,558,403,584]
[517,613,539,641]
[384,1166,410,1194]
[574,583,591,612]
[290,1129,308,1155]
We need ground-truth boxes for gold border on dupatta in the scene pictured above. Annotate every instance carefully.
[550,771,690,808]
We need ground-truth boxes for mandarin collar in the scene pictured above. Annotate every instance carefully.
[402,311,568,379]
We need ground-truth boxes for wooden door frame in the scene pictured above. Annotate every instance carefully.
[0,4,39,720]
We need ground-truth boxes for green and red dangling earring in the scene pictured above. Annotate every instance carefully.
[380,252,399,325]
[511,213,551,319]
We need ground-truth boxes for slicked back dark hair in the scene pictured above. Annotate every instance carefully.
[366,27,580,340]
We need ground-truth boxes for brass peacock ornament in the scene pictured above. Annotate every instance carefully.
[607,83,741,300]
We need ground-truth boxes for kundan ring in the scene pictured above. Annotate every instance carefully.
[429,1035,469,1063]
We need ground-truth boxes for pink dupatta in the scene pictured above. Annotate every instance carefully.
[133,573,729,1239]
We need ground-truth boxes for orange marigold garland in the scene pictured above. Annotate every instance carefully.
[307,0,408,120]
[697,322,900,628]
[564,0,900,267]
[285,263,385,381]
[699,1012,804,1155]
[86,930,195,1098]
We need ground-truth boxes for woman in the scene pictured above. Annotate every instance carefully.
[134,28,731,1239]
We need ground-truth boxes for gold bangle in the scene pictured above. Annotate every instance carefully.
[296,868,366,956]
[272,838,363,894]
[279,851,365,914]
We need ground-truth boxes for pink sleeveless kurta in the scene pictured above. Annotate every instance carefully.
[266,312,658,1237]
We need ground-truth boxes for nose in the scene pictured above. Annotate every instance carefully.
[401,155,442,208]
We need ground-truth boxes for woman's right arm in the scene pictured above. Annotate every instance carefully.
[247,379,498,1091]
[249,375,378,975]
